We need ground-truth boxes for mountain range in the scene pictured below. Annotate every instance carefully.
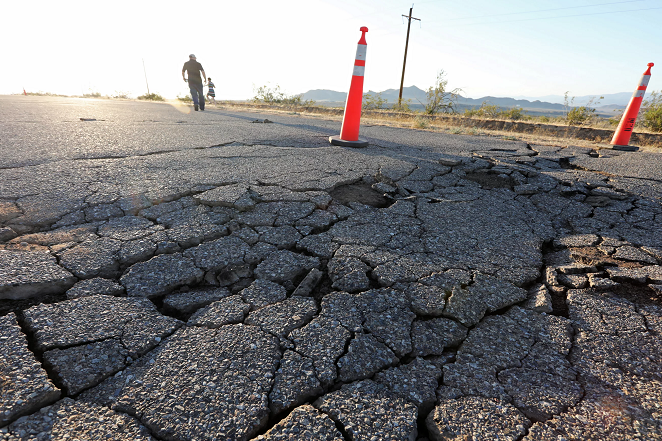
[301,86,631,116]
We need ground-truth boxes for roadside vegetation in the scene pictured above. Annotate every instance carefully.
[350,75,662,143]
[24,91,69,97]
[641,91,662,132]
[563,92,603,126]
[464,102,528,121]
[111,91,131,99]
[252,84,314,106]
[362,92,388,110]
[137,93,165,101]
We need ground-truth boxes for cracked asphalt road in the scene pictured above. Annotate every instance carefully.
[1,95,661,440]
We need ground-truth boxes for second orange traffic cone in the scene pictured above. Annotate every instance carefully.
[330,27,369,148]
[611,62,654,151]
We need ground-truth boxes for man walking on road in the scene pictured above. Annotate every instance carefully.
[182,54,207,111]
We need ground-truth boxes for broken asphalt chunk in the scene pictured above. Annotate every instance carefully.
[314,380,418,441]
[114,324,279,441]
[2,398,154,440]
[0,250,76,300]
[0,313,61,426]
[426,396,530,441]
[269,351,323,415]
[120,253,204,298]
[256,405,342,440]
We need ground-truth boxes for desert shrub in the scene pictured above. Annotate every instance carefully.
[363,92,387,110]
[564,92,602,126]
[423,70,462,114]
[464,101,500,118]
[607,118,621,127]
[83,91,102,98]
[138,93,165,101]
[500,107,527,121]
[252,84,314,106]
[640,91,662,132]
[111,91,131,99]
[177,95,193,103]
[566,106,594,125]
[25,91,68,97]
[413,116,429,128]
[392,98,413,113]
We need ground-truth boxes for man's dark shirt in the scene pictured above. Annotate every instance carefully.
[183,60,204,84]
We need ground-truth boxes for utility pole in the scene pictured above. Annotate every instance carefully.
[398,5,420,107]
[142,58,150,95]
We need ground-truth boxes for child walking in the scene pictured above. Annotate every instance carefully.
[206,78,216,105]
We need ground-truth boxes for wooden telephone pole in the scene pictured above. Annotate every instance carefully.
[398,6,420,107]
[142,59,150,96]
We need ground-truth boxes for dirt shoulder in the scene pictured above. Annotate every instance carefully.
[211,101,662,152]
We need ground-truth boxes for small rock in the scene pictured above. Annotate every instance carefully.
[291,268,323,297]
[523,283,553,314]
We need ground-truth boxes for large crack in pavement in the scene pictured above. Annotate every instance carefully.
[1,139,661,440]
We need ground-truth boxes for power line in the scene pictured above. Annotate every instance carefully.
[437,6,662,28]
[364,2,660,39]
[429,0,648,22]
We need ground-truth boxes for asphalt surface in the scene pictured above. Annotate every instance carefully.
[1,95,661,440]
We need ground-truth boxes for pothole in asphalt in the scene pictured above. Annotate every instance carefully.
[568,247,642,268]
[464,171,514,189]
[329,182,394,208]
[608,283,661,308]
[548,288,570,318]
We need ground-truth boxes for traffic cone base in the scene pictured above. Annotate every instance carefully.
[329,135,368,148]
[611,145,639,152]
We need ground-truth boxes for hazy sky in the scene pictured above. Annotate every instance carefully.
[1,0,659,100]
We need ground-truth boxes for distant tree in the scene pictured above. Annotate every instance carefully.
[422,70,462,114]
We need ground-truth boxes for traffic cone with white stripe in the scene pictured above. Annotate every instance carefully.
[611,62,654,151]
[330,26,369,148]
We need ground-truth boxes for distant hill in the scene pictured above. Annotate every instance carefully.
[303,86,568,109]
[302,85,428,103]
[457,96,566,111]
[301,89,347,102]
[365,86,428,103]
[512,92,633,106]
[300,86,628,117]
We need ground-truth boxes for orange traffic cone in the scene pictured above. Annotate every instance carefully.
[611,62,654,151]
[330,26,369,148]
